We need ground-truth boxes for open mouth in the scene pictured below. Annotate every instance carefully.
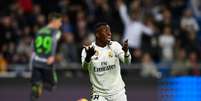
[107,36,111,45]
[107,37,111,42]
[107,38,111,42]
[107,35,111,40]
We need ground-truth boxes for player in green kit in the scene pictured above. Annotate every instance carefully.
[30,13,62,101]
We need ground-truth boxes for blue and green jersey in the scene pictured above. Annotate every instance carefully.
[32,26,61,69]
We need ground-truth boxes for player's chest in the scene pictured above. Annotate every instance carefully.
[91,48,119,73]
[91,48,117,66]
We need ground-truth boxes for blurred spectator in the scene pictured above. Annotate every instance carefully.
[117,0,154,63]
[32,4,42,15]
[152,3,164,22]
[75,10,89,42]
[59,33,79,64]
[156,8,174,32]
[169,0,187,29]
[0,53,7,73]
[184,30,200,55]
[58,32,79,78]
[188,52,200,76]
[33,14,46,32]
[141,53,161,78]
[190,0,201,18]
[18,0,33,13]
[133,48,143,63]
[18,4,43,28]
[159,26,175,63]
[16,35,32,64]
[0,16,18,44]
[93,0,113,25]
[142,0,157,16]
[141,18,160,61]
[0,0,14,16]
[180,9,199,33]
[171,48,189,76]
[58,0,71,14]
[62,14,73,34]
[3,42,16,64]
[10,2,27,29]
[36,14,46,27]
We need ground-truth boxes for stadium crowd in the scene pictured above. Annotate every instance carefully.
[0,0,200,77]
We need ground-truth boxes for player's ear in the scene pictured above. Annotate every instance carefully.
[95,32,99,38]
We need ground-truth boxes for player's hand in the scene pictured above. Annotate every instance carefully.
[47,56,55,65]
[83,39,95,62]
[85,46,96,62]
[83,39,95,58]
[122,39,128,53]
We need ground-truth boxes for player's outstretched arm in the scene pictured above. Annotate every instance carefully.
[122,39,128,53]
[114,40,131,64]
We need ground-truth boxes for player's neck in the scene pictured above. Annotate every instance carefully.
[96,40,107,48]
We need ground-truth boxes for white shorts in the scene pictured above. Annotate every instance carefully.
[91,89,127,101]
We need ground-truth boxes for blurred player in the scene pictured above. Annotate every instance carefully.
[30,13,62,101]
[81,23,131,101]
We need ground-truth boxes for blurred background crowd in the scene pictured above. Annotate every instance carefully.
[0,0,201,78]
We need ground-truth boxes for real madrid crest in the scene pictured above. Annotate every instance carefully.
[94,50,99,60]
[95,50,99,56]
[108,50,113,58]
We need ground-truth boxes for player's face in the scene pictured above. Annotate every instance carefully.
[53,18,62,29]
[97,25,112,45]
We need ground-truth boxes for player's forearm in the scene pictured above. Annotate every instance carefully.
[82,61,91,71]
[124,51,131,64]
[81,56,92,71]
[124,55,131,64]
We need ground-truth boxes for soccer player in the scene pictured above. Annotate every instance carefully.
[81,23,131,101]
[30,13,62,101]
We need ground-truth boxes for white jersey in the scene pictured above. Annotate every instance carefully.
[81,41,131,96]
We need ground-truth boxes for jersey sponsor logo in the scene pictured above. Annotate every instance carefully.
[94,64,115,72]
